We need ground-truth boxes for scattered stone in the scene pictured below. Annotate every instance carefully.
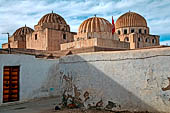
[105,101,117,110]
[68,103,76,109]
[55,106,61,110]
[96,99,103,109]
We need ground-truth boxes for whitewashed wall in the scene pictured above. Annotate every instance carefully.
[0,55,60,104]
[58,48,170,112]
[1,47,170,112]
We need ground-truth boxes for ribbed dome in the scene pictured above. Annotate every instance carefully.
[115,12,147,29]
[13,26,34,36]
[78,17,112,33]
[38,12,67,25]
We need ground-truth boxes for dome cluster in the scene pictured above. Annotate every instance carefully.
[12,11,148,37]
[13,12,68,36]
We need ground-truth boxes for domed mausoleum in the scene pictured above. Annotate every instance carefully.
[35,12,70,32]
[116,12,147,28]
[2,25,34,49]
[13,26,34,36]
[60,16,129,51]
[115,11,159,49]
[25,12,75,51]
[74,17,118,41]
[78,17,112,33]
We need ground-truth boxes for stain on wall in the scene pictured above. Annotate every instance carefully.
[162,77,170,91]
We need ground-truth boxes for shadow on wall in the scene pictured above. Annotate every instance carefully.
[53,54,160,112]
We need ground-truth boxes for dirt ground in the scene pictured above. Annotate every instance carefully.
[0,97,152,113]
[40,109,151,113]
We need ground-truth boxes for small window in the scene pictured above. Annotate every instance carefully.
[145,38,150,43]
[152,38,156,44]
[35,34,37,40]
[131,29,134,33]
[144,30,147,34]
[63,34,66,40]
[124,37,129,42]
[124,29,127,34]
[139,29,142,34]
[118,30,121,35]
[22,29,24,34]
[138,37,142,42]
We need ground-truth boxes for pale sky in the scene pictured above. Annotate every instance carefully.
[0,0,170,47]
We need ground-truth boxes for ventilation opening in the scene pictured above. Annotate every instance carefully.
[124,29,127,34]
[35,34,37,40]
[152,38,156,44]
[131,29,134,33]
[144,30,147,34]
[145,38,150,43]
[138,37,142,42]
[118,30,121,35]
[63,34,66,40]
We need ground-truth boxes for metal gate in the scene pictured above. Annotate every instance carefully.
[3,66,20,103]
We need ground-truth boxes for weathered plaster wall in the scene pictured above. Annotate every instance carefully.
[1,47,170,112]
[58,47,170,112]
[0,54,60,104]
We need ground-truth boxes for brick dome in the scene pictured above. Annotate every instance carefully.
[78,17,112,33]
[13,25,34,36]
[38,12,67,25]
[115,12,147,29]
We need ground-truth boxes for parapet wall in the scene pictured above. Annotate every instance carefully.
[60,38,130,50]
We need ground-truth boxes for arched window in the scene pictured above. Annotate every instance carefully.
[131,29,134,33]
[139,29,142,34]
[138,37,142,42]
[145,38,150,43]
[124,29,127,34]
[35,34,37,40]
[144,30,147,34]
[118,30,121,35]
[152,38,156,44]
[63,34,66,40]
[124,37,129,42]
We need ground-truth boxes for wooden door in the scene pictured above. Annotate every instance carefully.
[3,66,20,103]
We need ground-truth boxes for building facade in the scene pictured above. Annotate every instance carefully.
[2,12,76,51]
[26,12,75,51]
[115,12,160,49]
[60,16,129,51]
